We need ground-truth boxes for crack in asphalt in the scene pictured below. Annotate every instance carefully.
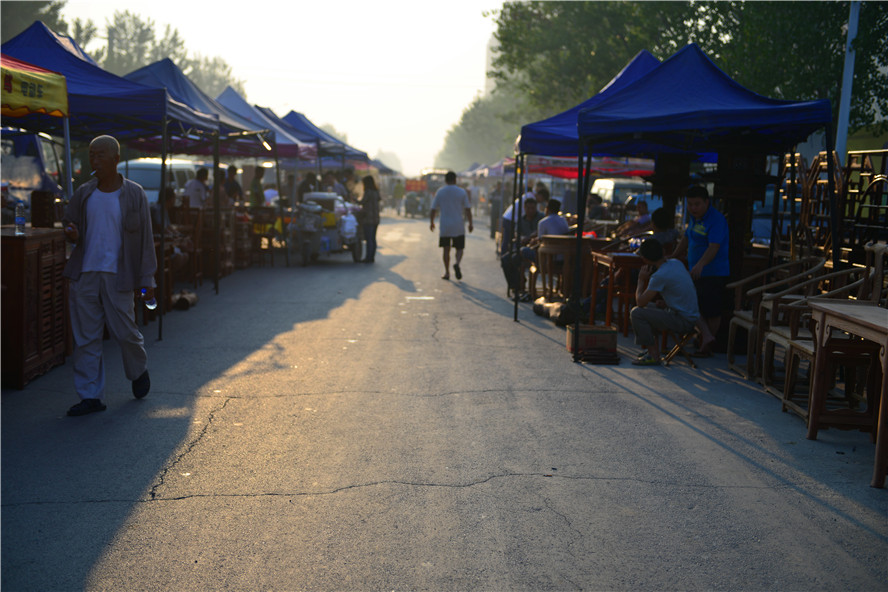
[146,397,232,501]
[1,472,785,508]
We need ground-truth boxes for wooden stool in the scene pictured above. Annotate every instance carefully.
[662,329,699,368]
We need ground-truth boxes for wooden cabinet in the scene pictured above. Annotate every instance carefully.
[1,227,67,389]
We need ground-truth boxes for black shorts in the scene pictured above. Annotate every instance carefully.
[695,276,729,317]
[439,235,466,249]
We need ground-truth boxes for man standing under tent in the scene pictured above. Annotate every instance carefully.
[671,185,724,356]
[429,171,473,280]
[62,135,155,416]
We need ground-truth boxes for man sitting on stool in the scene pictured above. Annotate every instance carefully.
[630,238,701,366]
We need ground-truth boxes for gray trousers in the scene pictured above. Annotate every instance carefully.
[69,272,147,400]
[630,305,696,347]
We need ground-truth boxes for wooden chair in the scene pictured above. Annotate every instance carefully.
[725,256,826,379]
[760,265,871,400]
[778,244,886,432]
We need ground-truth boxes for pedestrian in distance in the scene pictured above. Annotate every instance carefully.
[223,165,243,207]
[183,167,209,209]
[250,166,266,209]
[62,135,156,416]
[359,175,381,263]
[429,170,473,280]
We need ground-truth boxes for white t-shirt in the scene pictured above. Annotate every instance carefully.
[183,178,208,208]
[82,187,122,273]
[502,192,535,222]
[431,184,470,237]
[537,213,570,237]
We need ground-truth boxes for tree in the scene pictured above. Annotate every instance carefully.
[693,1,888,135]
[489,1,888,136]
[373,150,403,174]
[1,0,67,43]
[64,9,246,101]
[184,54,247,98]
[489,2,689,117]
[321,124,349,144]
[434,88,530,171]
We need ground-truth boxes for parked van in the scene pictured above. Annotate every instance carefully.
[589,177,650,205]
[0,128,64,207]
[118,158,196,204]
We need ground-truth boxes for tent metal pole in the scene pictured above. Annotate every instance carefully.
[214,133,221,294]
[157,120,168,342]
[274,142,287,267]
[572,142,592,362]
[825,124,841,270]
[62,118,73,200]
[513,154,525,322]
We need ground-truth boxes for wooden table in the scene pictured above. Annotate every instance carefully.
[806,299,888,487]
[588,251,645,336]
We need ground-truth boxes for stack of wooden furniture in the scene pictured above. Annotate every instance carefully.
[1,228,67,388]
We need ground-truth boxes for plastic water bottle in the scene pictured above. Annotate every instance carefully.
[14,201,26,235]
[141,288,157,310]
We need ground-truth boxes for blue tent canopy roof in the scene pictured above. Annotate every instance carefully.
[1,21,219,141]
[216,86,312,159]
[577,43,832,156]
[517,50,660,156]
[125,59,262,136]
[282,110,368,161]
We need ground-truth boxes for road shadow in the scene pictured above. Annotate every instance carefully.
[0,235,415,590]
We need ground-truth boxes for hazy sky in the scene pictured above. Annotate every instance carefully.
[62,0,504,176]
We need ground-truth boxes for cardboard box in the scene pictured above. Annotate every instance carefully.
[566,324,617,353]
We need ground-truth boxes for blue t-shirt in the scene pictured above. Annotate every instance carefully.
[686,205,729,277]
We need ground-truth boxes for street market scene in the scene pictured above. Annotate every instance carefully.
[1,1,887,590]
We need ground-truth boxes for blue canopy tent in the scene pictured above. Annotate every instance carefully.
[124,58,280,291]
[283,110,369,163]
[3,21,221,340]
[507,50,661,321]
[517,50,660,158]
[569,43,833,360]
[2,22,219,144]
[125,58,274,157]
[216,86,313,160]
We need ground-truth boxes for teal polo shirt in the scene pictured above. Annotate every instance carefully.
[686,205,730,277]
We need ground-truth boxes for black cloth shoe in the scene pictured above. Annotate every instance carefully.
[453,264,462,280]
[132,370,150,399]
[67,398,106,416]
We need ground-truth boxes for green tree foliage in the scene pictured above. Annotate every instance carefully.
[63,9,246,100]
[373,150,403,174]
[184,54,246,98]
[434,88,531,171]
[489,1,887,135]
[320,124,349,144]
[1,1,67,43]
[439,1,887,170]
[694,1,888,134]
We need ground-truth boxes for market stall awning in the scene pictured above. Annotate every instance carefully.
[516,50,660,157]
[2,21,219,142]
[577,43,832,156]
[1,54,68,117]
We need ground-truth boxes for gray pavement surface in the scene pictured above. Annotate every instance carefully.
[2,212,886,591]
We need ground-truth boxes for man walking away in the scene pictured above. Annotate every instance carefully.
[429,171,473,280]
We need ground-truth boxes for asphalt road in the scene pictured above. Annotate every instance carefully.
[2,212,886,591]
